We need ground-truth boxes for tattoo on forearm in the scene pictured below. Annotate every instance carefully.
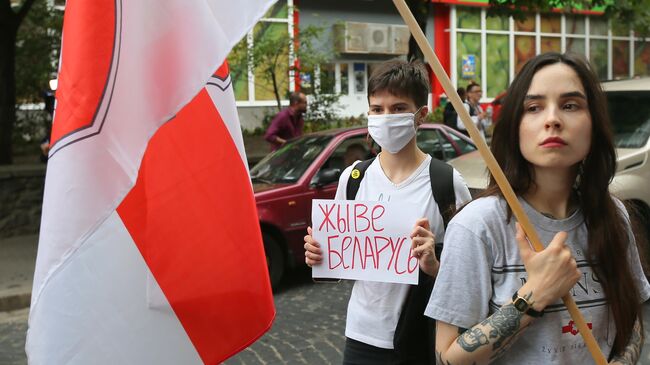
[455,303,524,358]
[485,305,522,350]
[611,319,643,365]
[457,328,489,352]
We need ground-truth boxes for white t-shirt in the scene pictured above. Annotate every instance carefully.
[457,102,489,139]
[335,154,472,349]
[426,196,650,364]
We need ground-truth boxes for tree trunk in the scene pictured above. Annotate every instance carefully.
[0,25,17,165]
[270,70,282,112]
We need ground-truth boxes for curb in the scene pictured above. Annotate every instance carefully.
[0,289,31,312]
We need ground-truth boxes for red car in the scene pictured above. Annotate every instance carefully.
[251,124,477,288]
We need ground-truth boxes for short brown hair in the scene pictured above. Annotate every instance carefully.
[367,59,430,107]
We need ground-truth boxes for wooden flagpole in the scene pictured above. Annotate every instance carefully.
[391,1,606,363]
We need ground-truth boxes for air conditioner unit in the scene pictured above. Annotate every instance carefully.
[367,24,390,54]
[333,22,368,54]
[390,25,410,55]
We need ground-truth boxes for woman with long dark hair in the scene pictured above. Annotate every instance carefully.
[427,52,650,364]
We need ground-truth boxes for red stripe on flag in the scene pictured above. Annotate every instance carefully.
[117,89,275,364]
[51,0,115,146]
[214,62,229,79]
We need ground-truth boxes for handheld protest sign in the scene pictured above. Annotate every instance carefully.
[391,0,606,363]
[311,199,420,285]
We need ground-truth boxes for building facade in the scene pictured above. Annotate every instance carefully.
[232,0,650,130]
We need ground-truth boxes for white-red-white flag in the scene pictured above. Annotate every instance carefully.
[26,1,276,364]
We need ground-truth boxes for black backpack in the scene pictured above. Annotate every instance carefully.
[345,157,455,365]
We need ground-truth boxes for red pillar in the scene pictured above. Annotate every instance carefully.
[432,3,451,106]
[293,0,301,92]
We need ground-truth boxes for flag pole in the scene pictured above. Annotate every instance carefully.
[391,1,606,363]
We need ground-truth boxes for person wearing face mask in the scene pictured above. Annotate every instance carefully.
[303,59,471,365]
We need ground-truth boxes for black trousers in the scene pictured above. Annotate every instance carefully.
[342,338,394,365]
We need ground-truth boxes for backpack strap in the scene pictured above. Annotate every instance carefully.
[428,158,455,229]
[345,157,375,200]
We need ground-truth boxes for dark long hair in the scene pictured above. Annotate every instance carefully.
[485,52,640,356]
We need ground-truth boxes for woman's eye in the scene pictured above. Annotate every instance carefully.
[563,103,579,111]
[526,104,540,113]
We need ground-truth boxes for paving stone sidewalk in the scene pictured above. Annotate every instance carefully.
[0,235,37,312]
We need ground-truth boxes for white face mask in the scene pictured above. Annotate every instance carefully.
[367,112,418,154]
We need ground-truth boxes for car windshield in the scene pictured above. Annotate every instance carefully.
[250,135,333,184]
[607,91,650,148]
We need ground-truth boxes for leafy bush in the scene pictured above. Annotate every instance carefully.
[424,105,445,124]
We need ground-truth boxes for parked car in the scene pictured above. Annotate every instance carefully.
[251,124,477,288]
[448,77,650,230]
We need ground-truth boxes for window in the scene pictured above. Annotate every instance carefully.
[227,1,292,105]
[447,131,477,155]
[253,22,290,101]
[320,136,372,174]
[613,41,630,79]
[457,33,481,90]
[417,129,451,161]
[486,35,509,99]
[635,42,650,77]
[607,91,650,148]
[340,63,349,94]
[540,14,561,33]
[452,5,650,94]
[589,39,608,80]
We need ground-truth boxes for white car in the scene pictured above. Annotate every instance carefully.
[449,77,650,227]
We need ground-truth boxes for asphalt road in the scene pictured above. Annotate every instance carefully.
[4,268,650,364]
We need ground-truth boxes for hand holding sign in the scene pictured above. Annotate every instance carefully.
[310,199,422,284]
[304,226,322,266]
[410,218,438,277]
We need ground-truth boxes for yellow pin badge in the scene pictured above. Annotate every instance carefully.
[351,169,361,179]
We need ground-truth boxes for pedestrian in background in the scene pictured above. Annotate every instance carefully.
[264,92,307,151]
[429,52,650,364]
[457,82,490,140]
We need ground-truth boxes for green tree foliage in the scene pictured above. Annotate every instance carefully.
[15,0,62,103]
[0,0,61,164]
[0,0,36,164]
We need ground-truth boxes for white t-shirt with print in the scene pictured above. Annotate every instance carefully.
[335,154,472,349]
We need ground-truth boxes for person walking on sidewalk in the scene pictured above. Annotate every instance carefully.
[264,92,307,151]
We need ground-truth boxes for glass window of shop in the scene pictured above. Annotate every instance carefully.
[228,1,292,103]
[454,5,650,99]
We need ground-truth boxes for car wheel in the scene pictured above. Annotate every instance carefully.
[263,232,285,290]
